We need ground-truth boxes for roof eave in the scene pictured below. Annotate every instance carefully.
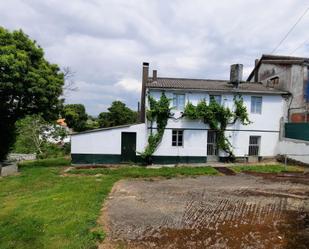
[71,123,143,136]
[147,86,288,95]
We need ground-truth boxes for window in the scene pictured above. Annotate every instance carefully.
[248,136,260,156]
[173,94,185,110]
[251,96,262,114]
[172,130,183,146]
[269,77,279,87]
[209,95,222,105]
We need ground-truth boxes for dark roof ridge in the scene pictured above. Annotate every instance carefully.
[150,77,229,82]
[262,54,309,61]
[150,77,263,85]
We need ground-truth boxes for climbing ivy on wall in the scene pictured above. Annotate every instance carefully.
[184,96,251,161]
[141,93,250,164]
[140,92,172,164]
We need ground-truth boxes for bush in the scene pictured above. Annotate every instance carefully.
[37,143,64,159]
[18,157,71,168]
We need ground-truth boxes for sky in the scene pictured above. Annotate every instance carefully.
[1,0,309,115]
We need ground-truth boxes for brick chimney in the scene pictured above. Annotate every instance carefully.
[152,70,157,81]
[230,64,243,88]
[140,62,149,123]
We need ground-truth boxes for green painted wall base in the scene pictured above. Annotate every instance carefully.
[151,156,207,164]
[71,154,207,165]
[71,154,121,164]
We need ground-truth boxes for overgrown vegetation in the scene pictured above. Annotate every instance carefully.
[13,115,69,158]
[184,95,250,161]
[98,101,138,128]
[140,93,172,164]
[62,104,89,132]
[0,27,64,162]
[18,157,71,168]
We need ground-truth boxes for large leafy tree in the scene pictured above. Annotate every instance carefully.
[62,104,88,132]
[98,101,138,128]
[0,27,64,161]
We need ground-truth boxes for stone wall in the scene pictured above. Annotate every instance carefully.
[8,153,36,161]
[277,138,309,165]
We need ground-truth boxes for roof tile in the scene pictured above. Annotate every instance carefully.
[146,77,288,95]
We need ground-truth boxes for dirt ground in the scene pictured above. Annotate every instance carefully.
[100,173,309,249]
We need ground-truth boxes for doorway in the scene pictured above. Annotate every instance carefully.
[207,131,219,162]
[121,132,136,162]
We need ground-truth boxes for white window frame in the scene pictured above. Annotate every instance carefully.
[173,93,185,111]
[172,129,184,147]
[251,96,262,114]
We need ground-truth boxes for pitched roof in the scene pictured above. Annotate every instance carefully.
[247,54,309,81]
[146,77,289,95]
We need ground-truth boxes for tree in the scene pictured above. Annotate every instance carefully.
[62,66,77,95]
[13,115,68,156]
[0,27,64,162]
[86,115,100,130]
[98,101,138,128]
[62,104,88,132]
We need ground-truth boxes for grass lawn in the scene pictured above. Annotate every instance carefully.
[0,158,217,249]
[231,164,304,173]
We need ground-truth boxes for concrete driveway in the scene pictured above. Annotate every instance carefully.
[100,174,309,249]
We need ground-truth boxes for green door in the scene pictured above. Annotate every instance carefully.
[121,132,137,162]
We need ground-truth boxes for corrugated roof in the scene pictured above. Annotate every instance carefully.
[146,77,289,95]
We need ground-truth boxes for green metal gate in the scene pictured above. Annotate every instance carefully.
[285,123,309,141]
[121,132,137,162]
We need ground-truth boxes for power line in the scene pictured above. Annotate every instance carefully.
[289,37,309,55]
[271,7,309,54]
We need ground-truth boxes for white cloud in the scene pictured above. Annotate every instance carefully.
[0,0,308,114]
[115,78,141,93]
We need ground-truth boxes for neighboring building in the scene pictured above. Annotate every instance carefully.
[46,119,71,144]
[71,62,289,164]
[247,55,309,165]
[247,54,309,122]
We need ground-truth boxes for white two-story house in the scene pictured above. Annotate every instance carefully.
[71,62,289,165]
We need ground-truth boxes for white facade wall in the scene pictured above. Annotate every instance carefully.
[148,89,284,158]
[70,89,285,162]
[71,124,147,155]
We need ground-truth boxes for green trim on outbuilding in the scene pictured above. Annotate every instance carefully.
[71,154,122,164]
[152,155,207,164]
[71,154,207,165]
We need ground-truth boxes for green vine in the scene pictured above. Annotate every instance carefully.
[141,93,250,163]
[184,95,251,161]
[140,92,172,164]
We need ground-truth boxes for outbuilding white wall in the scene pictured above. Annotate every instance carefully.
[71,124,147,155]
